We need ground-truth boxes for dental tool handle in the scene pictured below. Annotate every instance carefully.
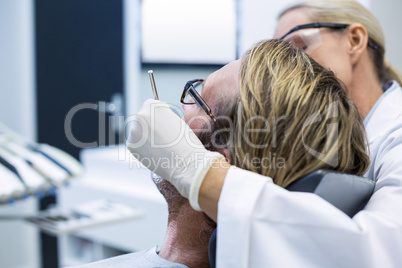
[148,70,159,100]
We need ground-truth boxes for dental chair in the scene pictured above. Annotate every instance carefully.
[208,170,375,268]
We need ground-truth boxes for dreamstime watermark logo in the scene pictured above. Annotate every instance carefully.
[64,100,340,168]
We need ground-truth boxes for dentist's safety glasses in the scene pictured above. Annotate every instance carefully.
[281,28,323,54]
[280,22,378,52]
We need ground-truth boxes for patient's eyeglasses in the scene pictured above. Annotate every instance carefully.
[180,79,216,122]
[280,22,378,50]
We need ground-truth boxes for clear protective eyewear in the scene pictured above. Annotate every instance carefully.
[282,27,323,53]
[280,22,378,52]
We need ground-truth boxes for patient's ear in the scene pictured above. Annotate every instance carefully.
[221,148,231,164]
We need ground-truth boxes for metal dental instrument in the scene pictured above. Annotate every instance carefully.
[148,70,159,100]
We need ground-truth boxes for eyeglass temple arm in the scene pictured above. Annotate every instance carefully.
[188,87,216,121]
[280,22,349,40]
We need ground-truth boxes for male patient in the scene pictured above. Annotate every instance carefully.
[75,61,241,268]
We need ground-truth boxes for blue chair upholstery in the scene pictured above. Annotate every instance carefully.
[208,170,375,268]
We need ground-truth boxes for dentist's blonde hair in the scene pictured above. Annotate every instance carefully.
[231,39,369,188]
[279,0,402,86]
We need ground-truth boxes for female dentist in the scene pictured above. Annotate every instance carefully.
[213,1,402,266]
[217,1,402,266]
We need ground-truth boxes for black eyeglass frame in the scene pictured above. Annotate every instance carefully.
[280,22,378,50]
[180,79,216,122]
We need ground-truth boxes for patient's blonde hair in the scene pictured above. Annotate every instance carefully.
[231,39,369,188]
[279,0,402,86]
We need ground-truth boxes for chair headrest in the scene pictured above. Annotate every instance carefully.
[286,170,375,218]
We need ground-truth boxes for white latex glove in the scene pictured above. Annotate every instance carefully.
[126,99,224,211]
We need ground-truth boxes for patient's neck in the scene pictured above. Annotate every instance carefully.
[158,204,213,268]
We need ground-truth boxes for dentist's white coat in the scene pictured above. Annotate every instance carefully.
[217,81,402,267]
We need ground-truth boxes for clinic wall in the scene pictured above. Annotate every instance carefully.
[0,0,36,140]
[0,1,39,268]
[139,65,221,113]
[124,0,141,117]
[239,0,296,54]
[371,0,402,72]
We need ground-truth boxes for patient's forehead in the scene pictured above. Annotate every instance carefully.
[202,60,241,111]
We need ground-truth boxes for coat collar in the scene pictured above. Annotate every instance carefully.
[364,81,402,143]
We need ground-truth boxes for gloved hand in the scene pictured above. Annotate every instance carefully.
[126,99,224,211]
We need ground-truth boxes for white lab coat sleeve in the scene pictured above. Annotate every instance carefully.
[217,166,402,268]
